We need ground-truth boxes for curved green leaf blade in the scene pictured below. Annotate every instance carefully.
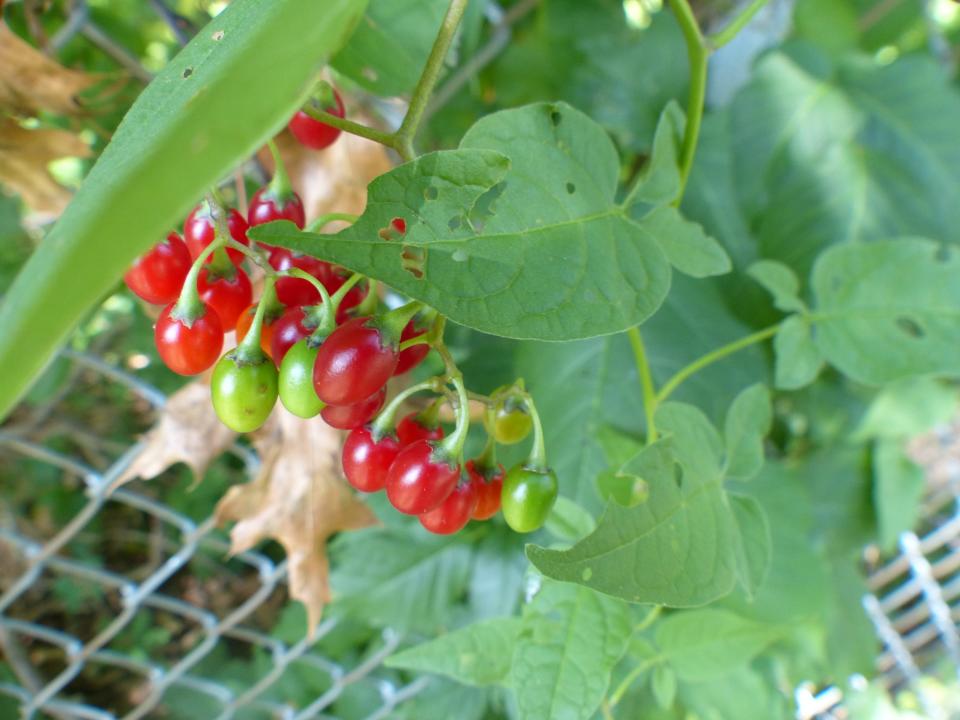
[257,102,671,340]
[0,0,367,419]
[724,383,771,481]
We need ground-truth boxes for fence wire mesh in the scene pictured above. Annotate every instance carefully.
[0,350,428,720]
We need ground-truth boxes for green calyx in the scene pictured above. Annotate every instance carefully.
[308,80,338,112]
[234,277,276,364]
[262,139,296,204]
[373,300,424,349]
[172,232,226,324]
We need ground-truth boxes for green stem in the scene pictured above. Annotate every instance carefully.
[608,657,662,708]
[521,394,548,472]
[399,335,431,352]
[708,0,769,49]
[286,268,333,329]
[172,236,225,322]
[669,0,708,206]
[236,276,275,363]
[371,378,443,440]
[394,0,470,160]
[438,374,470,463]
[655,324,780,405]
[306,212,359,231]
[355,279,379,316]
[224,238,273,274]
[301,107,398,149]
[264,138,295,201]
[627,327,658,444]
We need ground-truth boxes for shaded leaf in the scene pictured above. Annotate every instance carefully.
[873,438,925,551]
[728,493,771,598]
[545,497,596,543]
[640,206,731,278]
[628,101,684,206]
[650,665,676,710]
[724,383,771,481]
[773,315,823,390]
[747,259,805,313]
[215,407,377,633]
[856,376,957,440]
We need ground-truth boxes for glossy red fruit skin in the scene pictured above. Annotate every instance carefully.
[184,206,249,265]
[154,303,223,375]
[468,460,505,520]
[385,440,459,515]
[321,387,386,430]
[270,305,317,364]
[419,481,478,535]
[394,320,430,375]
[396,411,444,447]
[288,89,345,150]
[247,187,306,228]
[197,267,252,330]
[312,317,398,406]
[342,426,401,493]
[124,233,192,305]
[267,246,336,306]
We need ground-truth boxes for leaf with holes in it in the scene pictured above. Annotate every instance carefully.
[254,102,672,341]
[811,238,960,385]
[527,403,740,606]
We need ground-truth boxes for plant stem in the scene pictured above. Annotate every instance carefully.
[394,0,470,160]
[608,657,662,708]
[708,0,769,49]
[307,212,359,231]
[236,277,275,363]
[439,375,471,463]
[627,327,658,444]
[669,0,708,206]
[301,107,398,149]
[655,324,780,405]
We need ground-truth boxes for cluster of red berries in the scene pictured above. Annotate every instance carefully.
[123,85,559,535]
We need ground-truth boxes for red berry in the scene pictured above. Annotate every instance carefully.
[247,186,306,228]
[155,303,223,375]
[288,89,345,150]
[236,303,281,359]
[468,460,505,520]
[197,267,253,330]
[312,317,398,406]
[184,205,249,265]
[342,426,401,493]
[396,411,444,447]
[124,232,192,305]
[270,305,319,364]
[335,284,366,325]
[385,440,459,515]
[419,480,478,535]
[321,387,386,430]
[268,246,336,306]
[394,319,430,375]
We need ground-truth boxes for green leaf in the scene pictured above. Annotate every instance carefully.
[773,315,823,390]
[0,0,367,419]
[545,497,597,543]
[856,376,957,440]
[747,260,805,313]
[724,384,771,481]
[527,405,740,606]
[595,469,649,508]
[728,493,772,598]
[811,238,960,385]
[639,206,731,278]
[650,665,677,710]
[257,102,672,341]
[386,617,521,687]
[655,609,781,681]
[596,425,644,467]
[628,102,684,206]
[332,0,447,97]
[469,531,526,620]
[330,529,471,634]
[873,439,925,551]
[512,582,630,720]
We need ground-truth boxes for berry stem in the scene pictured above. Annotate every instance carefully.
[236,277,276,363]
[370,378,443,441]
[306,212,359,231]
[395,0,470,161]
[172,236,226,323]
[399,335,431,352]
[286,267,332,309]
[300,107,398,149]
[519,393,548,472]
[669,0,708,207]
[438,374,470,463]
[627,327,658,444]
[265,138,295,201]
[379,300,424,347]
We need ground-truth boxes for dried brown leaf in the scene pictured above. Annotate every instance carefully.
[111,381,237,491]
[0,117,90,214]
[215,407,377,634]
[0,23,98,116]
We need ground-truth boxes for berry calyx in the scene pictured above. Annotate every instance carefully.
[312,316,399,406]
[320,387,386,430]
[197,265,253,330]
[385,439,460,515]
[468,460,505,520]
[124,232,191,305]
[211,351,278,432]
[419,479,478,535]
[278,338,325,418]
[342,425,401,493]
[154,302,223,375]
[289,84,345,150]
[184,202,249,265]
[248,140,306,228]
[396,405,444,447]
[500,465,558,533]
[236,303,282,359]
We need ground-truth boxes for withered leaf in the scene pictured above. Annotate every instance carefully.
[215,407,377,634]
[111,381,237,491]
[0,22,98,117]
[0,117,90,215]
